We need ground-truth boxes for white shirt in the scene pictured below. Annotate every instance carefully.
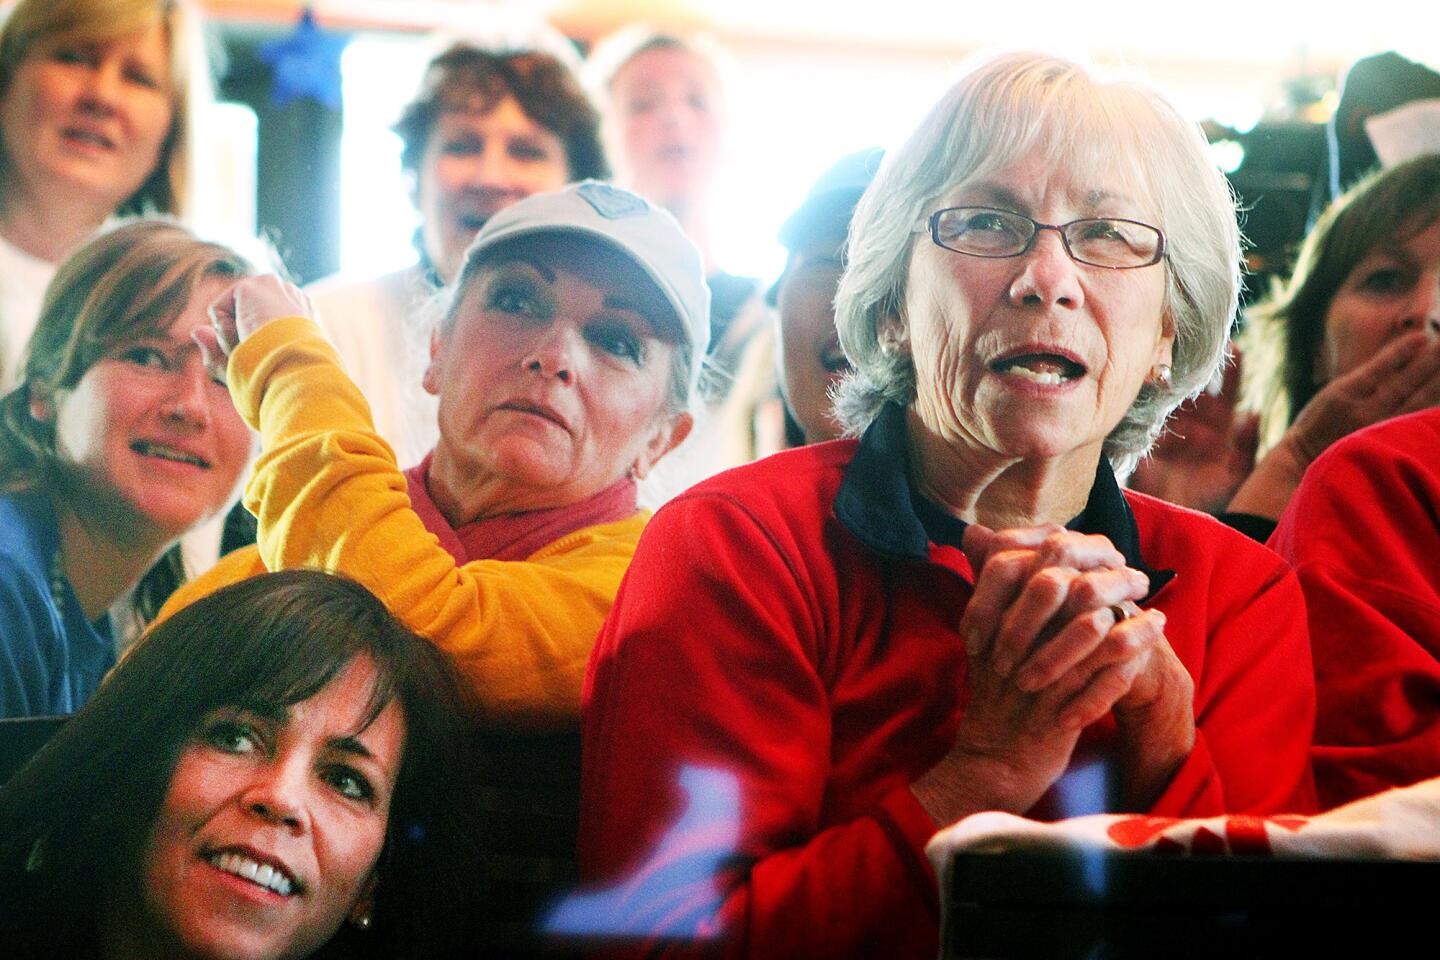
[0,232,58,393]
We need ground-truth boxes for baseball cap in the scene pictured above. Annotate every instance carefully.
[462,181,710,389]
[777,148,884,251]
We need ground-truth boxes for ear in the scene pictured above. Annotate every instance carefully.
[27,383,54,424]
[1153,311,1176,368]
[421,326,445,397]
[630,411,693,481]
[876,311,910,358]
[348,871,379,928]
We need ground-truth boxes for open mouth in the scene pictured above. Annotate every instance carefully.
[820,344,851,375]
[989,352,1087,386]
[206,850,299,897]
[132,441,211,469]
[61,127,115,150]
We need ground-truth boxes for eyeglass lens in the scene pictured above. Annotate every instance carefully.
[933,208,1162,268]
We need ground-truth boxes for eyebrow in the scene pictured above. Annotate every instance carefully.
[496,255,668,335]
[962,184,1127,214]
[330,734,377,761]
[498,254,557,284]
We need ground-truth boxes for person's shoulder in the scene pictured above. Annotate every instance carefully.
[1125,487,1287,573]
[154,546,267,624]
[676,439,858,511]
[0,492,49,568]
[1310,408,1440,479]
[642,440,859,549]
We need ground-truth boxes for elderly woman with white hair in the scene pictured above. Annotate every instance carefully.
[575,52,1316,957]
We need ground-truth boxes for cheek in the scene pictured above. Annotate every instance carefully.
[54,384,119,462]
[136,99,174,152]
[215,409,254,471]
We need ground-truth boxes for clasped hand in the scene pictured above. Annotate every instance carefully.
[912,524,1193,825]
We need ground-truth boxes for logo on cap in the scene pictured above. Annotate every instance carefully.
[577,182,651,220]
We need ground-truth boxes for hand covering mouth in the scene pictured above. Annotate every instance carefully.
[131,440,212,469]
[989,351,1087,385]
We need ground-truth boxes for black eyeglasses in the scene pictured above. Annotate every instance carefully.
[924,206,1167,269]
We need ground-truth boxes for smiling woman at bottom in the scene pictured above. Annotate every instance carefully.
[0,570,479,960]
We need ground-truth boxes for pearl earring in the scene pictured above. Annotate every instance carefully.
[1150,363,1172,388]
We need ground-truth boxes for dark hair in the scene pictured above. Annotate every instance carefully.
[1242,154,1440,448]
[0,219,252,495]
[0,570,480,959]
[394,43,607,184]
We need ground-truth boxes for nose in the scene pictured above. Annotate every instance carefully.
[1399,274,1440,335]
[240,760,309,834]
[163,359,214,429]
[1425,275,1440,335]
[522,323,577,385]
[76,61,122,114]
[1007,228,1084,310]
[465,142,521,193]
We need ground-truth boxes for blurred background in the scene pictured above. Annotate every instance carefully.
[68,0,1440,301]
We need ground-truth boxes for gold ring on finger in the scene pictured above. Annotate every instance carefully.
[1109,600,1142,623]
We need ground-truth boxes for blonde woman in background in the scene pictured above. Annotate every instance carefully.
[0,0,210,389]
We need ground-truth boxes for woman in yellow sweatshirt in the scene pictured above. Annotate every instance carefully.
[162,182,705,726]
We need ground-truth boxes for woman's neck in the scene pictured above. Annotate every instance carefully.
[904,406,1098,530]
[54,498,171,622]
[0,178,113,263]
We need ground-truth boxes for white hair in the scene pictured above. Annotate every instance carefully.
[833,50,1242,474]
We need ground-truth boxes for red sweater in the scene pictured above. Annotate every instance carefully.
[1270,408,1440,809]
[576,407,1316,958]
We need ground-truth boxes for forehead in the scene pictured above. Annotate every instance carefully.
[287,658,405,755]
[613,46,717,93]
[36,18,170,62]
[430,96,550,140]
[470,235,679,334]
[944,136,1156,218]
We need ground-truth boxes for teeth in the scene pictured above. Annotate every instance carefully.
[210,851,295,896]
[68,130,110,147]
[135,442,207,467]
[1008,366,1066,386]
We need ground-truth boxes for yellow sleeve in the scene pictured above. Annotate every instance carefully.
[217,316,647,724]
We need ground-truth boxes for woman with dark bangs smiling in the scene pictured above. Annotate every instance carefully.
[0,570,478,960]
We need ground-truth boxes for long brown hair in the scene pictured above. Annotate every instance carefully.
[0,218,252,495]
[1241,154,1440,451]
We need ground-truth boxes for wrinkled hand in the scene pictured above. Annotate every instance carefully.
[1229,332,1440,520]
[206,275,315,357]
[913,524,1185,824]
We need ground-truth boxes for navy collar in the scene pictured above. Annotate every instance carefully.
[834,403,1173,595]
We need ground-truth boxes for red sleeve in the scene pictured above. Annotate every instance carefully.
[1269,413,1440,809]
[575,492,939,958]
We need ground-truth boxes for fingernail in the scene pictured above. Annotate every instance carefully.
[992,655,1012,678]
[964,625,983,655]
[1015,668,1039,692]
